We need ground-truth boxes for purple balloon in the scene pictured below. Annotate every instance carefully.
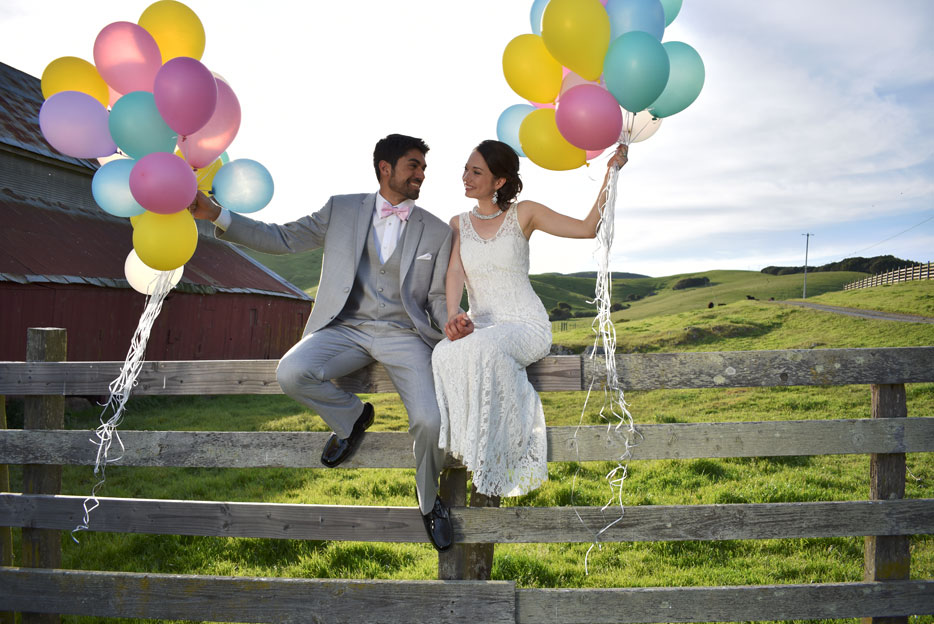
[129,152,197,214]
[555,84,623,151]
[154,57,218,137]
[38,91,117,159]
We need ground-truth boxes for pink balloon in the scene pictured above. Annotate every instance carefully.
[177,78,241,168]
[129,152,197,214]
[39,91,117,159]
[93,22,162,94]
[555,84,623,151]
[529,99,556,110]
[586,148,605,160]
[154,57,218,136]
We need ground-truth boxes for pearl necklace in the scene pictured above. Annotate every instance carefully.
[471,205,503,220]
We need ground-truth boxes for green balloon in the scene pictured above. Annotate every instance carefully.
[648,41,705,118]
[659,0,682,26]
[603,31,670,113]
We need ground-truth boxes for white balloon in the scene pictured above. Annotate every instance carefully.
[619,109,662,144]
[124,249,183,295]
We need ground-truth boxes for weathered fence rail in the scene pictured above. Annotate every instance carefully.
[844,261,933,290]
[1,328,933,623]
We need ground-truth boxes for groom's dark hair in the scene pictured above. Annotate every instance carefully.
[373,134,430,181]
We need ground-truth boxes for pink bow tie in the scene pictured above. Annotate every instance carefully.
[380,201,410,221]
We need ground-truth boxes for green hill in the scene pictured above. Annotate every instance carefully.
[241,247,323,298]
[609,269,868,321]
[239,247,869,322]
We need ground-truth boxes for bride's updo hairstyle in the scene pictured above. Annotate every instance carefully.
[475,140,523,210]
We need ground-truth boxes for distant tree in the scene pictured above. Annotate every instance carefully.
[557,301,572,310]
[672,276,710,290]
[573,310,592,318]
[610,302,627,312]
[549,307,571,321]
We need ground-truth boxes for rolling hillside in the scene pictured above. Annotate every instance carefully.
[239,246,868,321]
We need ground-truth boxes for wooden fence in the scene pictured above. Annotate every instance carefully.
[844,262,933,290]
[1,327,933,623]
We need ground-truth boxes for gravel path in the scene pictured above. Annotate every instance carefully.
[774,301,934,324]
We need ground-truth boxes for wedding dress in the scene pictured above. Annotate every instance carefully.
[432,206,551,497]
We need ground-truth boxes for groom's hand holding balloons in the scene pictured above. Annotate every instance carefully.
[189,190,221,221]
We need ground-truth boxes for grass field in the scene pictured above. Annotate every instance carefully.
[5,279,934,624]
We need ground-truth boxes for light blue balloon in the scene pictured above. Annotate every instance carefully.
[603,31,670,112]
[605,0,665,41]
[649,41,705,118]
[91,159,145,217]
[530,0,550,35]
[659,0,682,26]
[496,104,536,157]
[108,91,177,160]
[212,158,274,214]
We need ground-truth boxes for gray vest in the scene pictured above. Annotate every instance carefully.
[337,220,412,328]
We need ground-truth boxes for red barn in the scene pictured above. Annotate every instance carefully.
[0,62,313,361]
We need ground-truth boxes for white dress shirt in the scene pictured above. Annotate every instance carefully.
[373,193,412,263]
[212,193,411,265]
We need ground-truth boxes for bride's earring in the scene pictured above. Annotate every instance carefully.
[492,190,499,204]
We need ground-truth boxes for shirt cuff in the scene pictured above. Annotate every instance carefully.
[214,206,232,231]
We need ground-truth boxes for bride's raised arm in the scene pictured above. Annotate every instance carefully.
[517,144,628,240]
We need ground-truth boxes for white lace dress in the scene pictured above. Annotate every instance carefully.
[432,207,552,497]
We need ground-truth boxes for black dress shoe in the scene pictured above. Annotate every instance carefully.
[422,495,453,552]
[320,403,375,468]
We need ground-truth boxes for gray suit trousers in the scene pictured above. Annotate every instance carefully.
[276,322,446,515]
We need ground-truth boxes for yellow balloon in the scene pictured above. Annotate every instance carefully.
[139,0,206,62]
[519,109,585,171]
[502,34,562,104]
[41,57,109,107]
[542,0,611,81]
[195,157,224,193]
[175,149,223,192]
[132,209,199,271]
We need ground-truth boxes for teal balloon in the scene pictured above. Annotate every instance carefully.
[496,104,536,157]
[649,41,705,118]
[603,31,670,113]
[530,0,549,35]
[109,91,177,160]
[212,158,274,214]
[605,0,665,41]
[91,159,145,217]
[659,0,682,26]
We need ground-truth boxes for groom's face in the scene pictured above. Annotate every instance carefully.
[387,149,427,200]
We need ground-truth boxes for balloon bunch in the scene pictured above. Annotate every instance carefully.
[498,0,704,170]
[37,0,274,294]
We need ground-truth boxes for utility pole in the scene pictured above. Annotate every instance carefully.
[802,233,813,298]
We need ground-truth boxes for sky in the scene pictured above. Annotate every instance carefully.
[2,0,933,278]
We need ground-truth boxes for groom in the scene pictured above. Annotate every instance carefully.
[190,134,469,551]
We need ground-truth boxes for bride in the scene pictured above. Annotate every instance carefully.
[432,139,628,497]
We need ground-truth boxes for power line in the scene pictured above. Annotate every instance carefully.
[845,211,934,258]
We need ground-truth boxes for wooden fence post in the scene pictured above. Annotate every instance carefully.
[0,395,13,624]
[437,467,467,580]
[466,484,500,580]
[22,328,66,624]
[862,383,909,624]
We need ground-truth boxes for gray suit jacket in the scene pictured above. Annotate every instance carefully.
[216,193,453,347]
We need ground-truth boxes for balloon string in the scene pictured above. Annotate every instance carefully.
[571,146,642,574]
[71,270,175,541]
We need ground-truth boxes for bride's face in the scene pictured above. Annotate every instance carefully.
[462,151,504,200]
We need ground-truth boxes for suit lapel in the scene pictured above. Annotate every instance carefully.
[352,194,375,270]
[399,206,424,283]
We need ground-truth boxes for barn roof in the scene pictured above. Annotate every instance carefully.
[0,62,311,302]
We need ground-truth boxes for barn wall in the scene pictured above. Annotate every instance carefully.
[0,283,309,361]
